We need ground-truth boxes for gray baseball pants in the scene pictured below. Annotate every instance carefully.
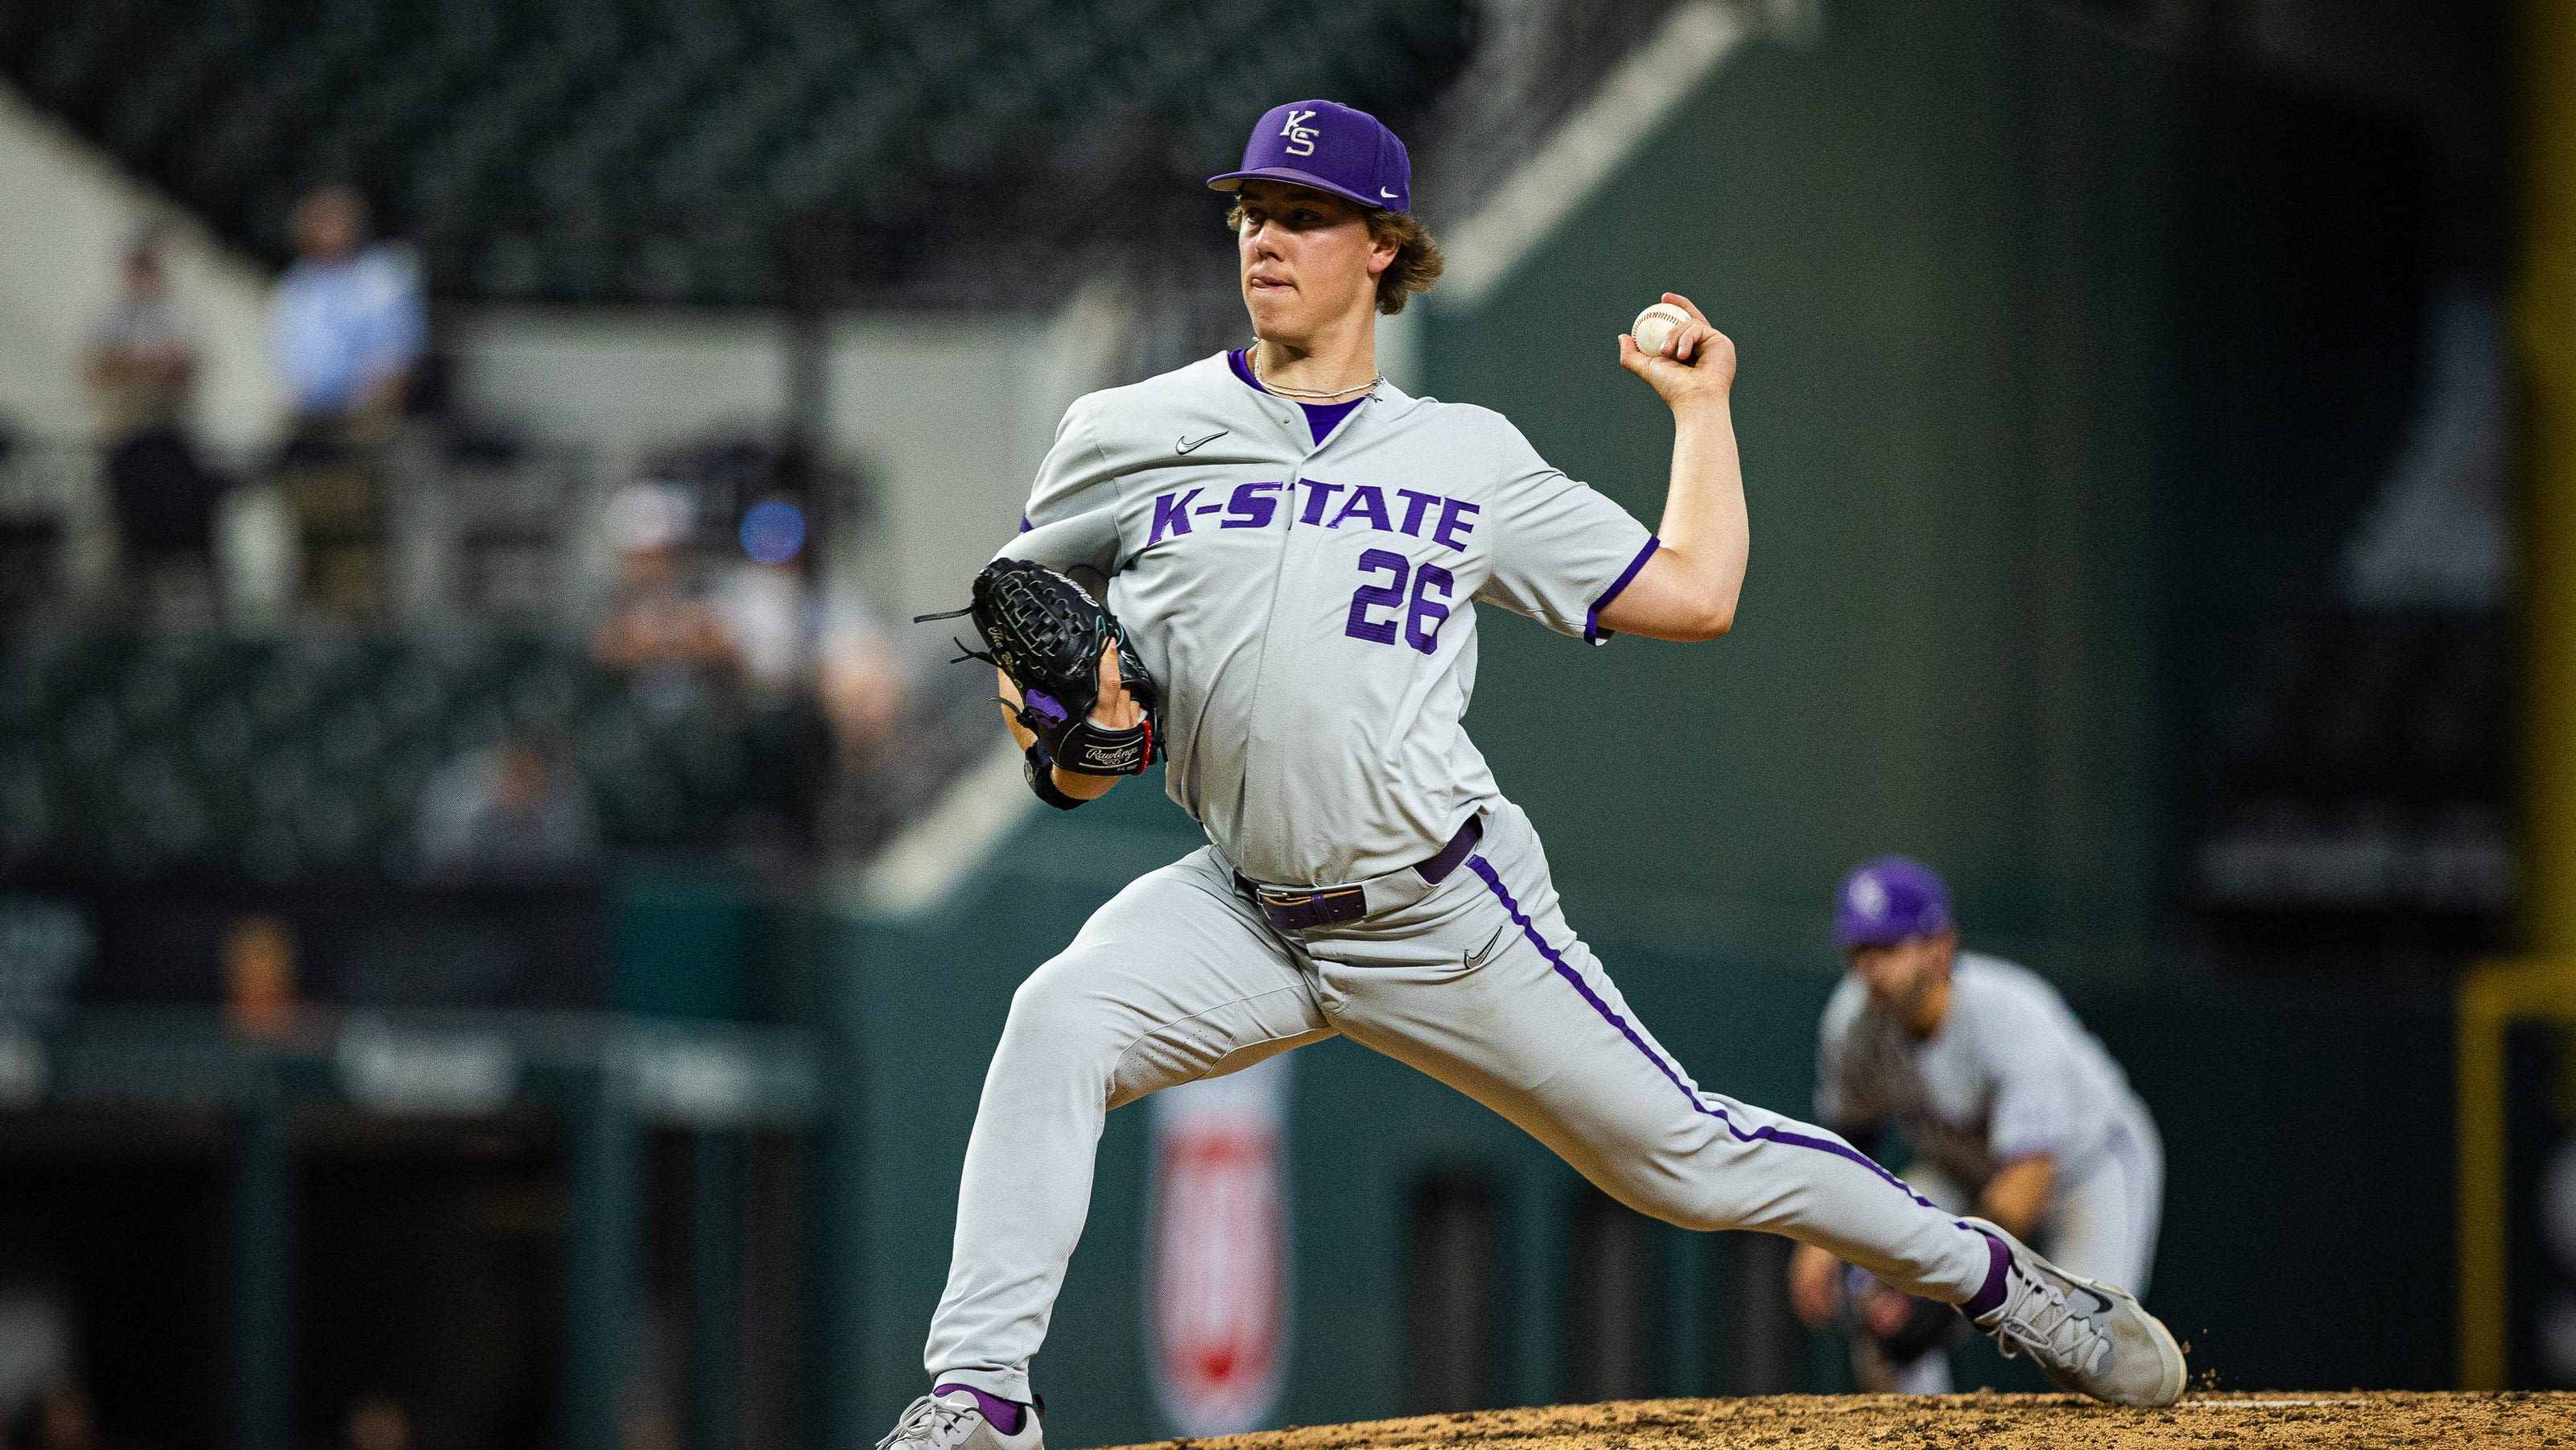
[925,800,1998,1401]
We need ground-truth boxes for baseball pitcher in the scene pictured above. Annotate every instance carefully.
[1790,857,2167,1394]
[881,100,2185,1450]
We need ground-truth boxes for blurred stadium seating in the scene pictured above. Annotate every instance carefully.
[0,0,1475,307]
[0,623,997,880]
[0,631,771,878]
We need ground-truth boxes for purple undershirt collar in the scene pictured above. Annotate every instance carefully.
[1229,348,1366,445]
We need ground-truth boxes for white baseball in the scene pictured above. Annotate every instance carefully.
[1631,301,1692,358]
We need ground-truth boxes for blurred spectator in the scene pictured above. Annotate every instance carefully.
[719,497,906,851]
[416,733,600,881]
[84,231,224,605]
[0,1290,72,1430]
[344,1394,410,1450]
[719,496,900,713]
[0,897,93,1021]
[269,185,426,614]
[85,232,194,433]
[22,1384,97,1450]
[221,915,298,1038]
[720,499,815,700]
[815,585,906,766]
[593,481,739,711]
[271,187,423,435]
[714,489,906,748]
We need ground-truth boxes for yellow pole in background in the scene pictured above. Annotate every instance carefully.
[2474,0,2576,1391]
[2524,0,2576,949]
[2457,963,2576,1387]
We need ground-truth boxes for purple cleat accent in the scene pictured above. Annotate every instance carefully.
[931,1386,1026,1436]
[1960,1228,2012,1322]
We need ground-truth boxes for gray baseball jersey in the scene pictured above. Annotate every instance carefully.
[997,353,1657,887]
[1816,952,2153,1192]
[925,354,2011,1409]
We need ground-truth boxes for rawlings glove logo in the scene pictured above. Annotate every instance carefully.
[1059,719,1153,776]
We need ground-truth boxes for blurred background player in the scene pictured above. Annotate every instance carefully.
[1789,856,2165,1394]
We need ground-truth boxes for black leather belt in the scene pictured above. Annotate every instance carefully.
[1236,815,1483,933]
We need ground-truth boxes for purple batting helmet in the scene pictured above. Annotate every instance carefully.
[1835,856,1953,949]
[1206,100,1411,213]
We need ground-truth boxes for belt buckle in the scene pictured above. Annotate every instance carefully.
[1257,883,1366,930]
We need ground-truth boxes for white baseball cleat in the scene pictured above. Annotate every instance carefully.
[1964,1217,2187,1407]
[876,1390,1043,1450]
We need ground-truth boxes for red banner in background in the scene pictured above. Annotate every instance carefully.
[1145,1053,1293,1436]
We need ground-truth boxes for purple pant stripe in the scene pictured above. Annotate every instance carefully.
[1462,854,1942,1212]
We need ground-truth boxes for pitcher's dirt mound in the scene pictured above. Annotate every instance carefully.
[1116,1392,2576,1450]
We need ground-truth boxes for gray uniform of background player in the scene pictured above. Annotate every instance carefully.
[1817,951,2164,1297]
[923,353,2003,1403]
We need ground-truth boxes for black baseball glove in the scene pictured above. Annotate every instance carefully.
[1868,1289,1964,1366]
[919,558,1161,776]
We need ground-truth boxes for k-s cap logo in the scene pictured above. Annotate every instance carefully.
[1280,109,1319,157]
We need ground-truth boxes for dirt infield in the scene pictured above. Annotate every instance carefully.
[1117,1392,2576,1450]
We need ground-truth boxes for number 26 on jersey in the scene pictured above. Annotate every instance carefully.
[1346,550,1451,655]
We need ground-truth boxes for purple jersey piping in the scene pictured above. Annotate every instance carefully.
[1583,535,1662,645]
[1463,853,1959,1217]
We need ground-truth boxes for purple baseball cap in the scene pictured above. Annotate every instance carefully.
[1835,856,1953,949]
[1207,100,1411,213]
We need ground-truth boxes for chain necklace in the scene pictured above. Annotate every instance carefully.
[1248,341,1380,401]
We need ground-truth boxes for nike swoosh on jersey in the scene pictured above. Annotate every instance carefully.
[1177,430,1227,454]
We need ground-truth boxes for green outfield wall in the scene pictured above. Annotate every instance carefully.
[1417,0,2176,969]
[1414,0,2424,973]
